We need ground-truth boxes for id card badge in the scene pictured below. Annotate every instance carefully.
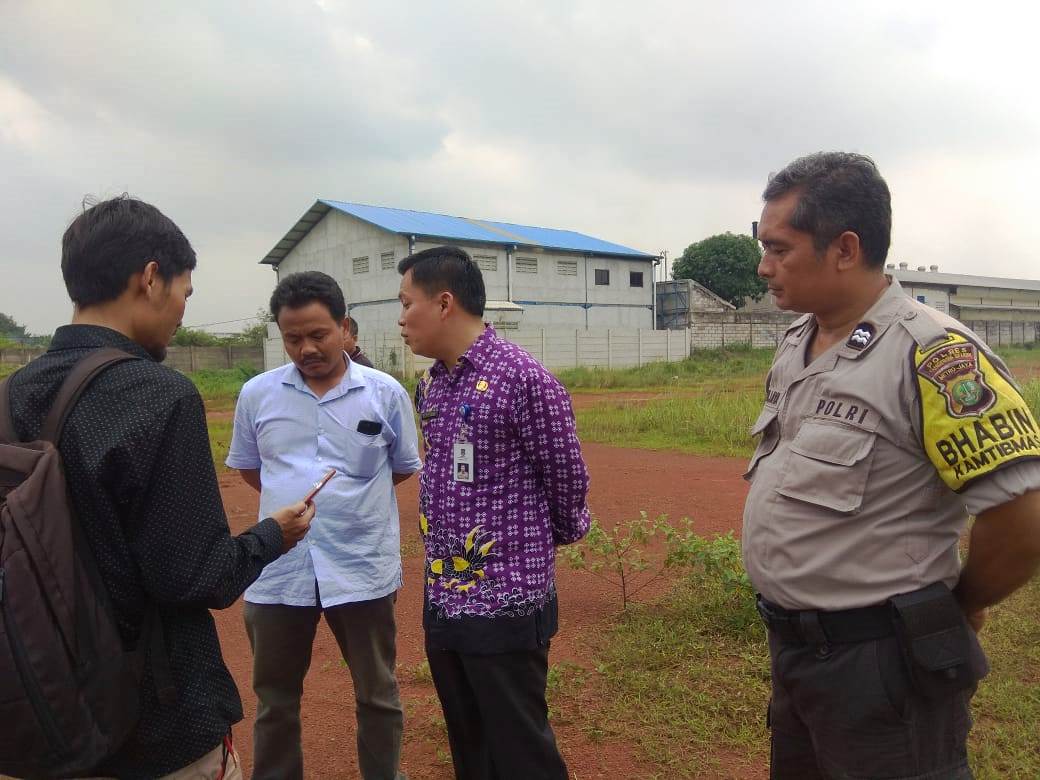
[453,441,474,483]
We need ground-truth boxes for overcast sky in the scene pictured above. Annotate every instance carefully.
[2,1,1038,335]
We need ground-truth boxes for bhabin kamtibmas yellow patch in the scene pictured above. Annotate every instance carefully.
[915,332,1040,491]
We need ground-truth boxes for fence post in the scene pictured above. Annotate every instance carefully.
[637,329,643,366]
[607,329,613,369]
[226,344,234,369]
[575,330,580,368]
[721,324,726,349]
[541,329,547,364]
[189,345,198,373]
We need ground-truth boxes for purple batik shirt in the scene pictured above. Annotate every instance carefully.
[416,326,590,628]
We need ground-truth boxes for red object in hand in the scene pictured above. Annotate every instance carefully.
[303,469,336,505]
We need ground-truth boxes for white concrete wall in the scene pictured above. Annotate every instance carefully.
[265,327,691,374]
[690,320,792,350]
[951,286,1040,309]
[901,283,952,314]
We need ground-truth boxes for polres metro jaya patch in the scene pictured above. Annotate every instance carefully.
[916,338,996,418]
[915,332,1040,491]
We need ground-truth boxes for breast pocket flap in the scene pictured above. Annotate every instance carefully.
[788,421,875,466]
[776,420,877,513]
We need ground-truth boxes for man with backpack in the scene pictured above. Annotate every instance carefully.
[0,196,314,779]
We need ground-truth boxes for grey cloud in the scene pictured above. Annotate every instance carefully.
[1,1,1038,333]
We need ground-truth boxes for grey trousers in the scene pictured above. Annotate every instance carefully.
[243,594,404,780]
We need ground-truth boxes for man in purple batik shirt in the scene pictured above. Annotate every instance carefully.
[397,245,590,780]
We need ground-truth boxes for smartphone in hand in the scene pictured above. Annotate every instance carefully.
[304,468,336,505]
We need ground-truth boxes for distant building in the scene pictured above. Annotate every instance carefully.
[736,264,1040,345]
[260,200,659,332]
[655,279,734,329]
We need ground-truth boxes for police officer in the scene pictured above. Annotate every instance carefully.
[744,151,1040,779]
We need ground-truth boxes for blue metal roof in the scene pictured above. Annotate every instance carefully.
[258,200,656,265]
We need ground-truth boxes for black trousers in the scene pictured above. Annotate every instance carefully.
[767,632,977,780]
[425,643,568,780]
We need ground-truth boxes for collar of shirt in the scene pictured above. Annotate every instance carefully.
[49,324,156,360]
[799,277,910,363]
[430,325,498,380]
[283,351,367,401]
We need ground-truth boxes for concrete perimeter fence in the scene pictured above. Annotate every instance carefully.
[266,328,694,375]
[1,345,264,372]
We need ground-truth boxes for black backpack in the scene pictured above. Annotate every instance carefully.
[0,349,173,778]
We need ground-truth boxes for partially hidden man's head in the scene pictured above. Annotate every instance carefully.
[397,245,485,359]
[344,315,359,354]
[61,195,197,361]
[757,152,891,312]
[270,271,349,381]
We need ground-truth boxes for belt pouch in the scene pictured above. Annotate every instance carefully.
[889,582,976,700]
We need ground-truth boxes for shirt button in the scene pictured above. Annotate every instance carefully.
[317,456,323,461]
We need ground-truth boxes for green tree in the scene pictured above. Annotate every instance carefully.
[0,312,28,339]
[170,327,223,346]
[226,308,273,347]
[672,232,766,309]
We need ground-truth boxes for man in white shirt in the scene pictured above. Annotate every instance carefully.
[227,271,421,780]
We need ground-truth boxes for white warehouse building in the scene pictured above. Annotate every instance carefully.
[260,200,659,332]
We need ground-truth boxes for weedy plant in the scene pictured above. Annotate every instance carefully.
[559,512,667,610]
[563,512,758,629]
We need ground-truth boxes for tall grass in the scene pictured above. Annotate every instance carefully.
[575,391,762,457]
[187,365,260,411]
[556,346,774,390]
[1021,379,1040,418]
[208,419,234,471]
[572,534,771,777]
[969,575,1040,778]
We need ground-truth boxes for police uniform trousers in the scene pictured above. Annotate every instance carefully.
[767,629,975,780]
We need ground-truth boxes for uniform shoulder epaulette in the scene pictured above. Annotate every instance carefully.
[897,305,949,350]
[785,313,812,333]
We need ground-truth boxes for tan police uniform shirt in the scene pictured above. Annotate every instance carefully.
[742,277,1040,611]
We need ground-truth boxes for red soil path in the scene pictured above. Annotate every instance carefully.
[214,443,763,779]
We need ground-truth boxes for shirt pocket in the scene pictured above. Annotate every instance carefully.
[775,419,877,513]
[341,428,388,479]
[743,406,780,480]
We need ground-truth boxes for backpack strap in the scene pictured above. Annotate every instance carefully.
[42,348,180,704]
[40,348,140,443]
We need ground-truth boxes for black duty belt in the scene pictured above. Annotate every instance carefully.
[756,595,894,645]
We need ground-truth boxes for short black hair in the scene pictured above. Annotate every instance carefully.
[763,152,892,269]
[397,245,485,317]
[61,195,197,307]
[270,271,346,322]
[346,315,359,337]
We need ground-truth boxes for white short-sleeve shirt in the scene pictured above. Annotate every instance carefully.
[227,357,422,607]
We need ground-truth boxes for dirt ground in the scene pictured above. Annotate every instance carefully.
[214,440,760,780]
